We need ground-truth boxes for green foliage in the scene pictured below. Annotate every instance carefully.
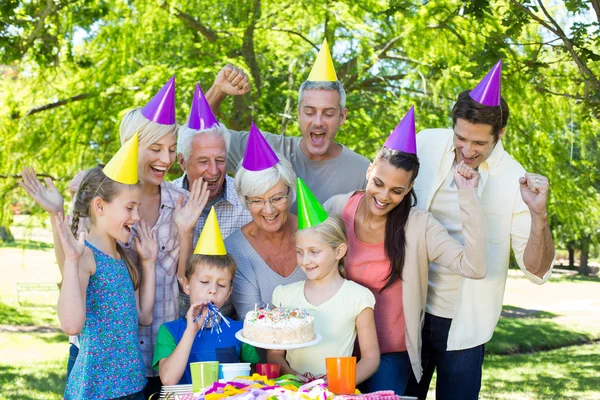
[1,0,599,249]
[0,302,35,325]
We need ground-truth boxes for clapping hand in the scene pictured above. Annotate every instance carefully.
[133,220,158,266]
[453,161,480,189]
[55,213,86,262]
[174,178,210,234]
[18,166,64,215]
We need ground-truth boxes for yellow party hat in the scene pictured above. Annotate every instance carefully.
[307,39,338,82]
[194,207,226,255]
[103,132,139,184]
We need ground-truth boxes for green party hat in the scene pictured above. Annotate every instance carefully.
[296,177,328,230]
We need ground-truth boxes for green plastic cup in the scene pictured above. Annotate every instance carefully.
[190,361,219,392]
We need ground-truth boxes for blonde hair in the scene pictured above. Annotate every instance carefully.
[297,215,348,278]
[71,166,141,289]
[185,254,237,281]
[119,107,179,145]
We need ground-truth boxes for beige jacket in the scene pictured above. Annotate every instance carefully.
[414,129,553,351]
[323,188,487,382]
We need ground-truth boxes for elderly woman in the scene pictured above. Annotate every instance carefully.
[225,153,306,319]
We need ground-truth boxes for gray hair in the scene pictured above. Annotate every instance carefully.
[297,81,347,111]
[177,123,231,162]
[120,107,179,145]
[234,153,297,209]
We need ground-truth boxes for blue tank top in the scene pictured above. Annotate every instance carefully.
[65,241,146,400]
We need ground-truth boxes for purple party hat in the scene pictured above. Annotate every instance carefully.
[188,84,219,130]
[242,122,279,171]
[141,75,176,125]
[384,105,416,154]
[469,59,502,107]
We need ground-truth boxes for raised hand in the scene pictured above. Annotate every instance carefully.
[213,64,251,96]
[453,161,480,189]
[174,178,210,234]
[519,173,549,216]
[185,300,210,333]
[133,220,158,265]
[18,166,64,215]
[55,213,86,262]
[68,169,88,198]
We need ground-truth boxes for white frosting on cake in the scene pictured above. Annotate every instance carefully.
[243,307,315,344]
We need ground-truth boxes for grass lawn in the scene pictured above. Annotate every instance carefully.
[481,344,600,399]
[1,236,599,399]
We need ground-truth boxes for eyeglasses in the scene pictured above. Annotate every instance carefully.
[246,191,290,209]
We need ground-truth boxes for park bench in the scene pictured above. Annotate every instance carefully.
[16,282,58,305]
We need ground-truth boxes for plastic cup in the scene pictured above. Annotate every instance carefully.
[190,361,219,392]
[219,363,251,381]
[326,356,356,394]
[255,363,281,379]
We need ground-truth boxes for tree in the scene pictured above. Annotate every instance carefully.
[1,0,598,268]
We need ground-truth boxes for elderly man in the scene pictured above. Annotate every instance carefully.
[173,84,252,318]
[404,61,555,400]
[172,86,251,242]
[206,41,370,205]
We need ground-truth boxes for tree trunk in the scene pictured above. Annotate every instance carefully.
[579,237,591,276]
[568,245,575,268]
[0,226,14,242]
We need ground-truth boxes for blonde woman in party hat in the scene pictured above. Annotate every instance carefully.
[20,135,157,400]
[268,178,380,383]
[324,106,488,395]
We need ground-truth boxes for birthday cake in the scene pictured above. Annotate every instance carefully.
[243,307,315,344]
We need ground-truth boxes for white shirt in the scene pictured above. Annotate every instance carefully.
[426,166,464,318]
[414,128,554,351]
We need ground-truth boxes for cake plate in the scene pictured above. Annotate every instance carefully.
[235,330,322,350]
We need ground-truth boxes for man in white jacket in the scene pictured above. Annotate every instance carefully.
[405,89,555,399]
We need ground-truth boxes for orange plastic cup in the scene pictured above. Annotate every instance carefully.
[326,356,356,394]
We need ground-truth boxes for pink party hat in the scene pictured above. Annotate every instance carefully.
[141,75,176,125]
[384,105,416,154]
[242,122,279,171]
[188,84,219,130]
[469,59,502,107]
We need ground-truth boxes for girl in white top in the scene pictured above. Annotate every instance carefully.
[268,216,380,382]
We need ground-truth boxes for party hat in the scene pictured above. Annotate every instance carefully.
[307,39,338,82]
[103,132,139,184]
[141,75,176,125]
[242,122,279,171]
[469,60,502,107]
[384,105,416,154]
[194,207,226,255]
[296,177,328,230]
[188,84,219,130]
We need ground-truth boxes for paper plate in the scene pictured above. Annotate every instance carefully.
[235,329,322,350]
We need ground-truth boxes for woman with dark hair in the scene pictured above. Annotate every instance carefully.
[324,112,488,394]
